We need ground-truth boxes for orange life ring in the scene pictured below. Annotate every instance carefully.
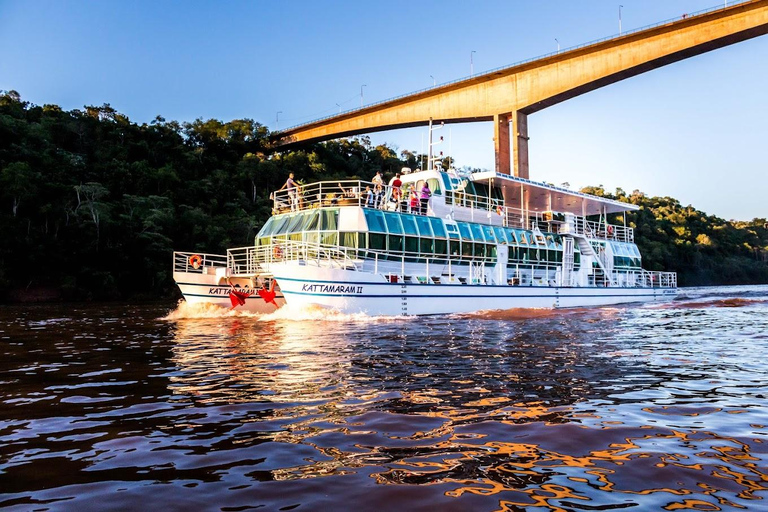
[273,245,283,259]
[189,254,203,269]
[496,206,503,215]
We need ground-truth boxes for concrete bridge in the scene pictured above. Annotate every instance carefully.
[276,0,768,178]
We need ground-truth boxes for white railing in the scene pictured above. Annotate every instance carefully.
[173,251,227,274]
[558,214,634,243]
[227,240,361,276]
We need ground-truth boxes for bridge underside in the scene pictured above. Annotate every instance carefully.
[276,1,768,179]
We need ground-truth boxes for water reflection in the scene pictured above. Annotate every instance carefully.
[1,287,767,510]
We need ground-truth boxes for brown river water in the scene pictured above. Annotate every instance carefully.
[1,286,767,511]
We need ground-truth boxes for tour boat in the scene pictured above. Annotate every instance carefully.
[173,166,677,316]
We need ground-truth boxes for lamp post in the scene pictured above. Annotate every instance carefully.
[360,84,367,107]
[336,103,341,113]
[555,38,560,53]
[619,5,624,35]
[276,111,282,130]
[430,75,436,86]
[470,50,476,76]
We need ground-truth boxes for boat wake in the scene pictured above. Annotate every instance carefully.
[162,300,414,323]
[658,297,767,309]
[452,306,617,321]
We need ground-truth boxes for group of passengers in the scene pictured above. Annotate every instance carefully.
[364,171,431,215]
[276,170,432,215]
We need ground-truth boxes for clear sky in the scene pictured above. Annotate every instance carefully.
[1,0,766,220]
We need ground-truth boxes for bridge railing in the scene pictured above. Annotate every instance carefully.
[280,0,752,133]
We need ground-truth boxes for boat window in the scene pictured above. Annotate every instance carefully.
[341,232,357,248]
[257,217,276,237]
[420,237,434,255]
[285,213,305,234]
[401,214,419,236]
[445,223,460,239]
[450,240,461,257]
[516,230,529,246]
[440,172,454,192]
[462,240,473,257]
[404,236,419,254]
[369,233,386,250]
[306,232,318,245]
[415,216,433,237]
[470,223,484,242]
[493,226,507,243]
[545,235,556,249]
[269,214,291,235]
[384,212,404,234]
[434,239,447,256]
[481,225,496,243]
[534,234,546,246]
[388,235,403,252]
[429,217,447,238]
[304,210,320,231]
[320,209,338,231]
[364,209,387,233]
[506,229,517,244]
[427,178,441,196]
[321,232,337,246]
[458,223,472,240]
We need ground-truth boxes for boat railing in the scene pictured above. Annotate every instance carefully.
[558,214,634,243]
[227,240,361,275]
[272,180,384,213]
[173,251,228,274]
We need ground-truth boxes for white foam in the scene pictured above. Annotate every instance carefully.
[162,300,413,323]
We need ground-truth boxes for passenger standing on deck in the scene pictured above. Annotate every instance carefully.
[365,186,375,207]
[409,187,420,214]
[372,171,384,208]
[278,173,300,211]
[391,173,403,211]
[419,182,431,215]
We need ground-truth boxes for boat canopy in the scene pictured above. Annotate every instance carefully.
[468,171,638,216]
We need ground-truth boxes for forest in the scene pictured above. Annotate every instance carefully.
[1,90,766,302]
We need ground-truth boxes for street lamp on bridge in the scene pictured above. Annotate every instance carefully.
[360,84,367,107]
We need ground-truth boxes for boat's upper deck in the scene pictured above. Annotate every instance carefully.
[271,168,637,243]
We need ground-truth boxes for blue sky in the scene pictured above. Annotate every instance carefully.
[1,0,766,220]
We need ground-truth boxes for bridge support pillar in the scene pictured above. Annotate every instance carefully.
[494,113,511,175]
[513,111,529,179]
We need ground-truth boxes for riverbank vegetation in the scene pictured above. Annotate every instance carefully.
[1,91,766,301]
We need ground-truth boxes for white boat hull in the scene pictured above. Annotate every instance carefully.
[271,263,677,316]
[173,271,285,313]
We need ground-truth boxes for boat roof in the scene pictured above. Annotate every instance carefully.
[469,170,639,216]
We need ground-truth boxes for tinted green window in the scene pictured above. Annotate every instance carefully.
[306,232,319,245]
[420,237,434,254]
[506,229,517,244]
[475,244,486,258]
[384,212,403,234]
[516,230,529,246]
[405,236,419,254]
[364,209,387,232]
[369,233,386,250]
[401,215,418,235]
[429,217,447,238]
[458,223,472,240]
[271,215,290,235]
[462,241,473,257]
[388,235,403,252]
[434,239,447,256]
[487,245,497,259]
[493,226,507,243]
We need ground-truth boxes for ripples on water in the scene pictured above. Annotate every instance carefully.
[1,286,767,511]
